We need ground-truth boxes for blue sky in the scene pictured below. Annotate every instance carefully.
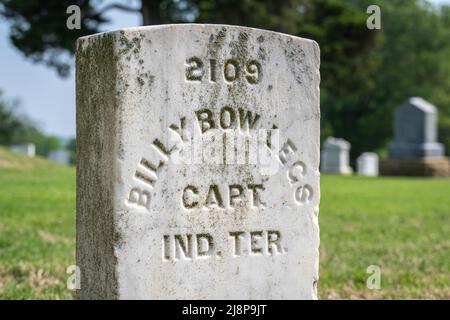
[0,0,449,138]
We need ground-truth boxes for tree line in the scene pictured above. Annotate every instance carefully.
[0,91,76,162]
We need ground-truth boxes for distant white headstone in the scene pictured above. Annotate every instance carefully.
[320,137,352,174]
[77,25,320,299]
[10,143,35,157]
[48,149,71,165]
[356,152,378,177]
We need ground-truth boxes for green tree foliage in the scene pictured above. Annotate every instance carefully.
[0,93,22,145]
[0,91,36,145]
[351,0,450,157]
[33,135,62,157]
[0,91,61,156]
[0,0,107,76]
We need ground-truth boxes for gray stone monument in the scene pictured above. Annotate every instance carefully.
[388,97,444,158]
[381,97,449,176]
[77,25,320,299]
[320,137,352,174]
[356,152,378,177]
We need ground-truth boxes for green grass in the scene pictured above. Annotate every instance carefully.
[319,175,450,299]
[0,148,449,299]
[0,148,75,299]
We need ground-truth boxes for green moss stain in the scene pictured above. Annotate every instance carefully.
[204,27,229,112]
[77,33,119,110]
[226,31,251,106]
[230,31,249,60]
[118,31,145,61]
[76,31,121,299]
[137,76,144,87]
[282,38,311,84]
[148,74,155,89]
[258,46,267,61]
[208,27,227,55]
[115,31,156,93]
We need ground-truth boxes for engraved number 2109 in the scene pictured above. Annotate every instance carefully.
[185,57,262,84]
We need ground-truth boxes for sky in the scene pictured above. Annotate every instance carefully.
[0,0,449,139]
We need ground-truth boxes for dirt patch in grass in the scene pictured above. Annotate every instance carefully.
[28,268,60,291]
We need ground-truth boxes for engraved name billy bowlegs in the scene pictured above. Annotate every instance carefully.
[162,230,285,262]
[127,108,315,210]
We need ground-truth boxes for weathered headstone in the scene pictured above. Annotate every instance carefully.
[10,143,35,157]
[381,97,449,176]
[320,137,352,174]
[77,25,320,299]
[356,152,378,177]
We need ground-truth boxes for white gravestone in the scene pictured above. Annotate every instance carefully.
[320,137,352,174]
[77,25,320,299]
[10,143,35,157]
[356,152,378,177]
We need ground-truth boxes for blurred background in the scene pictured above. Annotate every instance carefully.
[0,0,449,299]
[1,0,450,160]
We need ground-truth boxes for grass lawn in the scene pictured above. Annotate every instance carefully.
[0,149,75,299]
[0,148,449,299]
[319,175,449,299]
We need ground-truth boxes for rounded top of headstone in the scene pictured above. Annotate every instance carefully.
[323,137,350,150]
[398,97,437,114]
[357,152,378,159]
[77,23,319,48]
